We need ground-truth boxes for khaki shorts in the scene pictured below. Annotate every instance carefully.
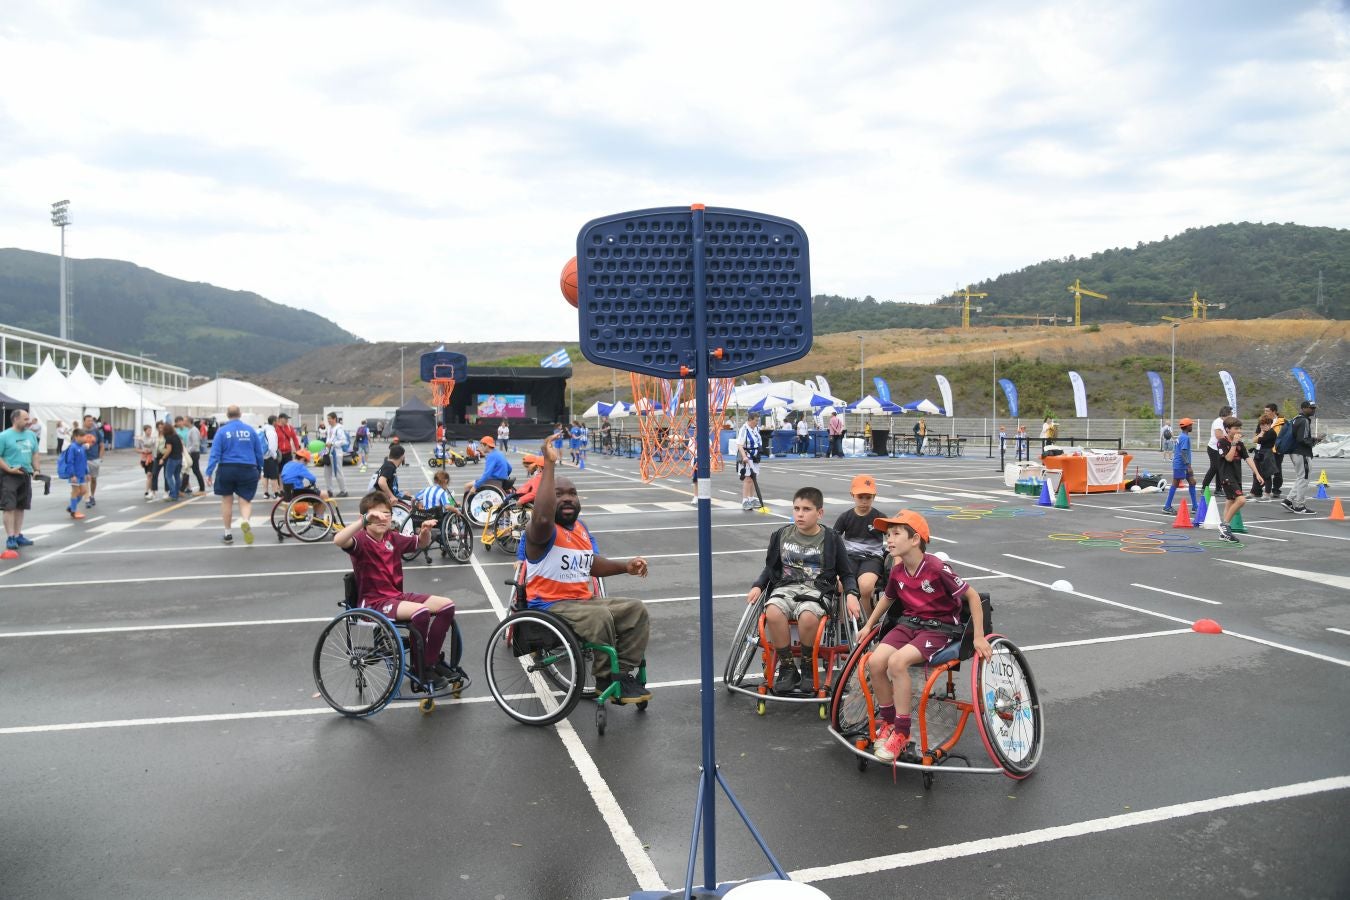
[765,582,826,620]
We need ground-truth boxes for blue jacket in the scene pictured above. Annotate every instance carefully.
[206,420,264,476]
[59,441,89,481]
[475,449,513,488]
[280,459,316,489]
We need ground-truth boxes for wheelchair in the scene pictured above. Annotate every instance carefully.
[724,582,860,719]
[461,477,514,528]
[273,490,345,542]
[312,573,472,717]
[481,494,532,555]
[395,500,474,565]
[826,593,1044,788]
[484,562,648,735]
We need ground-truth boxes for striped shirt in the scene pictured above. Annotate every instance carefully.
[524,522,598,609]
[414,484,452,510]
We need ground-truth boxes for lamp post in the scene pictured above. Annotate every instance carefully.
[399,346,406,407]
[1168,321,1178,425]
[858,335,864,400]
[51,200,71,339]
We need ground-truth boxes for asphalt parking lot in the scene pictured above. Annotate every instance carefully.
[2,444,1348,899]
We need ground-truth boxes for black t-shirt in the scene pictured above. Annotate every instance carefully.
[833,509,885,559]
[1216,438,1248,485]
[376,459,400,495]
[163,429,184,461]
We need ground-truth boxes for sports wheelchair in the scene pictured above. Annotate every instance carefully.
[483,562,648,736]
[826,593,1044,788]
[481,492,532,555]
[394,499,474,565]
[724,582,860,719]
[461,477,515,529]
[311,573,471,717]
[270,488,344,542]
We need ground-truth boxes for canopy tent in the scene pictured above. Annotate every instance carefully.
[730,379,845,410]
[390,396,437,442]
[170,377,299,422]
[98,369,166,431]
[581,400,632,420]
[848,395,904,415]
[63,361,107,409]
[0,388,28,429]
[902,398,945,415]
[9,356,85,450]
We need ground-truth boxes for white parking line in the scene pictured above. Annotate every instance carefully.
[1002,554,1063,569]
[1130,583,1221,606]
[1328,627,1350,638]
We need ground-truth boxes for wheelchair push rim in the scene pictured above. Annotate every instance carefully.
[312,609,404,717]
[484,610,585,726]
[972,635,1044,779]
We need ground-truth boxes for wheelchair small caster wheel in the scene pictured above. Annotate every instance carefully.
[818,704,827,720]
[922,771,934,790]
[419,698,435,715]
[756,700,766,716]
[858,757,868,772]
[636,700,648,712]
[596,705,607,735]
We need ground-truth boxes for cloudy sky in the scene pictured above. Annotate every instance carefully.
[1,0,1347,343]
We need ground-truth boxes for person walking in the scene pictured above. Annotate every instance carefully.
[497,419,510,453]
[0,409,42,553]
[260,415,281,499]
[136,424,157,498]
[1201,405,1232,492]
[159,421,184,502]
[205,405,265,544]
[80,414,104,509]
[828,409,845,458]
[1281,401,1324,515]
[55,420,69,454]
[276,413,299,466]
[1263,403,1286,500]
[322,412,349,497]
[181,417,205,495]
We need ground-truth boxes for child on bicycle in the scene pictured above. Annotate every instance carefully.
[860,510,990,762]
[335,491,458,690]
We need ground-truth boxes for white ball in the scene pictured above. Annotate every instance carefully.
[934,551,950,562]
[1051,579,1074,593]
[725,882,832,899]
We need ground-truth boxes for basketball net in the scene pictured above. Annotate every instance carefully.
[629,373,734,483]
[430,378,456,408]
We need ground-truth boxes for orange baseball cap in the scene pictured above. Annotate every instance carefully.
[522,453,541,466]
[872,510,931,543]
[1177,418,1195,428]
[479,436,495,448]
[850,474,877,495]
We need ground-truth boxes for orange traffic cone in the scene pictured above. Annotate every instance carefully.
[1173,499,1193,528]
[1330,498,1345,521]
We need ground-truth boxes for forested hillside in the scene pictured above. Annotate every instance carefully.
[0,249,358,374]
[814,223,1348,333]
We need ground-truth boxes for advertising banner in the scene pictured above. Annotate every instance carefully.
[1069,371,1088,418]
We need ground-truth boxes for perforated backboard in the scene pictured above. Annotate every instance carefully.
[576,206,811,378]
[420,350,467,383]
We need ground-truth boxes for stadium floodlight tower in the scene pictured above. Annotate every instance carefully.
[578,204,813,899]
[51,200,71,339]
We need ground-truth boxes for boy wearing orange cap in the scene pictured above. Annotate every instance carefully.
[861,510,990,763]
[833,474,886,617]
[1162,418,1199,515]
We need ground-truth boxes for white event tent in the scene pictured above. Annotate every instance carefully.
[170,377,299,422]
[4,356,86,451]
[99,369,167,429]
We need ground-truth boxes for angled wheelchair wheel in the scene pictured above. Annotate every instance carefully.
[286,496,335,542]
[484,610,584,726]
[397,513,422,562]
[916,663,963,760]
[269,499,289,541]
[440,509,473,563]
[723,598,764,691]
[972,636,1044,778]
[492,504,531,556]
[313,609,403,717]
[829,624,880,746]
[465,485,506,528]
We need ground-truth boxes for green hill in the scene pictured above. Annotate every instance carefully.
[0,249,360,374]
[814,222,1349,332]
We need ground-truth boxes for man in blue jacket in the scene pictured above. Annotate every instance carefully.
[205,405,265,544]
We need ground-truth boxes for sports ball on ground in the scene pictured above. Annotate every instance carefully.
[560,256,578,307]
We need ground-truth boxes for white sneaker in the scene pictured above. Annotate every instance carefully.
[148,492,157,501]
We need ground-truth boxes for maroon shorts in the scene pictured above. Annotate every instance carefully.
[880,624,955,663]
[363,592,432,619]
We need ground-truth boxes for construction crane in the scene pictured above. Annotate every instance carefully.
[1067,278,1109,327]
[987,312,1064,326]
[919,300,983,329]
[953,286,988,329]
[1127,292,1226,320]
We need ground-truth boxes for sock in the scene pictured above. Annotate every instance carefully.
[894,715,912,738]
[1188,485,1198,508]
[878,704,896,725]
[1165,486,1176,507]
[69,497,79,513]
[424,606,455,671]
[776,645,795,669]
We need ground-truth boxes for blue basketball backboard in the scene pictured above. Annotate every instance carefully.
[576,206,812,378]
[420,350,467,382]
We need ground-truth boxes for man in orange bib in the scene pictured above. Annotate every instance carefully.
[521,445,653,703]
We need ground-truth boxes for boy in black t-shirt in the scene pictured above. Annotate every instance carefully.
[373,443,406,503]
[833,474,887,617]
[1215,416,1264,543]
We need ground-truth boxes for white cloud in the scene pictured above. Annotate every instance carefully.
[0,0,1346,344]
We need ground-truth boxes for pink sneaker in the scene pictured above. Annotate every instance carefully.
[874,727,910,763]
[872,722,895,755]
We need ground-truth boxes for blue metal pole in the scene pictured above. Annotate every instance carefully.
[689,204,717,894]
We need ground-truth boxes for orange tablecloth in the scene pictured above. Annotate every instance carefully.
[1040,454,1133,494]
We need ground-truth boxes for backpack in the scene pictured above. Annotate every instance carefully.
[1274,416,1300,454]
[1163,426,1173,440]
[56,444,76,480]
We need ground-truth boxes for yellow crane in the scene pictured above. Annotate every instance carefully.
[953,286,988,329]
[1067,278,1109,327]
[1127,292,1226,320]
[919,298,983,329]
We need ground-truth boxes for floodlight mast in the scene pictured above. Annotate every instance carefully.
[51,200,71,339]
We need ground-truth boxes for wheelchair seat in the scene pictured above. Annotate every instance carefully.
[880,592,993,671]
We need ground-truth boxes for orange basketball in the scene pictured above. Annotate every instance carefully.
[560,256,579,308]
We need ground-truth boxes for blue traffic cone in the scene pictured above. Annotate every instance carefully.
[1036,480,1053,507]
[579,454,586,470]
[1192,496,1207,525]
[1316,483,1328,500]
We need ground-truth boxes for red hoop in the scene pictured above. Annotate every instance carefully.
[430,378,456,408]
